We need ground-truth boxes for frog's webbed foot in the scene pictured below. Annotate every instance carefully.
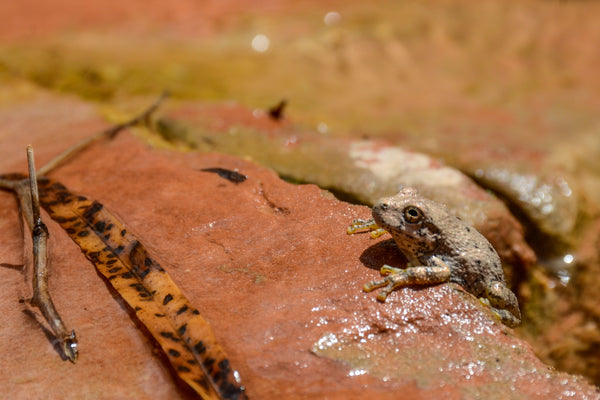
[347,218,387,238]
[364,258,451,302]
[480,298,521,328]
[481,281,521,327]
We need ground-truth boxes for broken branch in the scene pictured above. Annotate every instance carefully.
[37,91,169,176]
[27,145,78,362]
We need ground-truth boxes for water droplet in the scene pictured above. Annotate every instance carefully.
[251,34,270,52]
[317,122,329,134]
[233,370,242,383]
[324,11,342,26]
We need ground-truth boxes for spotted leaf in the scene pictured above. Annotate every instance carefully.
[37,177,247,400]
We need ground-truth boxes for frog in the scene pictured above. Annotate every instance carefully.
[348,187,521,327]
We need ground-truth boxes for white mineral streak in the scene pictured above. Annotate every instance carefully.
[349,141,464,187]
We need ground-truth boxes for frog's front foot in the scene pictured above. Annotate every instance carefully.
[347,218,387,238]
[364,260,451,302]
[363,265,408,301]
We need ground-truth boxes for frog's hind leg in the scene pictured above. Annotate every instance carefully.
[486,305,521,328]
[482,281,521,327]
[364,257,451,302]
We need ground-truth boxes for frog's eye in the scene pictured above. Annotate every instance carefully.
[403,206,423,223]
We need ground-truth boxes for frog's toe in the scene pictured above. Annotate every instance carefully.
[364,273,407,301]
[485,281,509,308]
[363,278,389,293]
[491,308,521,328]
[485,281,522,322]
[380,265,403,276]
[376,290,391,302]
[369,227,388,239]
[363,280,394,302]
[479,298,521,327]
[375,281,401,302]
[347,218,379,234]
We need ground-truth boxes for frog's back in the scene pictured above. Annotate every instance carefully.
[436,215,505,295]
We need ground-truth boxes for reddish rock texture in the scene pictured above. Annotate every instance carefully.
[1,0,600,395]
[162,102,536,272]
[1,94,598,399]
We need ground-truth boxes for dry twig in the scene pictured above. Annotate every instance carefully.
[38,91,169,176]
[0,92,169,362]
[28,145,78,361]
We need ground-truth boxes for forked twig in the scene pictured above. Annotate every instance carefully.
[0,92,168,362]
[37,90,169,176]
[27,145,78,362]
[1,94,250,398]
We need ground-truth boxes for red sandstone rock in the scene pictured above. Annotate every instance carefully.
[0,95,598,399]
[163,102,536,270]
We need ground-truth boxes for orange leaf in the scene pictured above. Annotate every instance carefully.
[37,178,247,400]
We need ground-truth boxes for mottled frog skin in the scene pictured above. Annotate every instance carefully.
[361,187,521,327]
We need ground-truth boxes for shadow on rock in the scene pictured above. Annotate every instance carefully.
[359,238,408,271]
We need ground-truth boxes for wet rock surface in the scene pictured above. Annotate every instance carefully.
[159,103,536,271]
[158,101,600,388]
[377,132,581,242]
[1,94,599,399]
[2,0,600,395]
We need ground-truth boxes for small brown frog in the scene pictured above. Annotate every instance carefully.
[349,187,521,327]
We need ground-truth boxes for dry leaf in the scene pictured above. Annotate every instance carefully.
[37,177,247,400]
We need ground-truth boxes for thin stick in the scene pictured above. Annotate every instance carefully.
[27,146,41,222]
[37,91,169,176]
[0,93,169,363]
[27,145,78,362]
